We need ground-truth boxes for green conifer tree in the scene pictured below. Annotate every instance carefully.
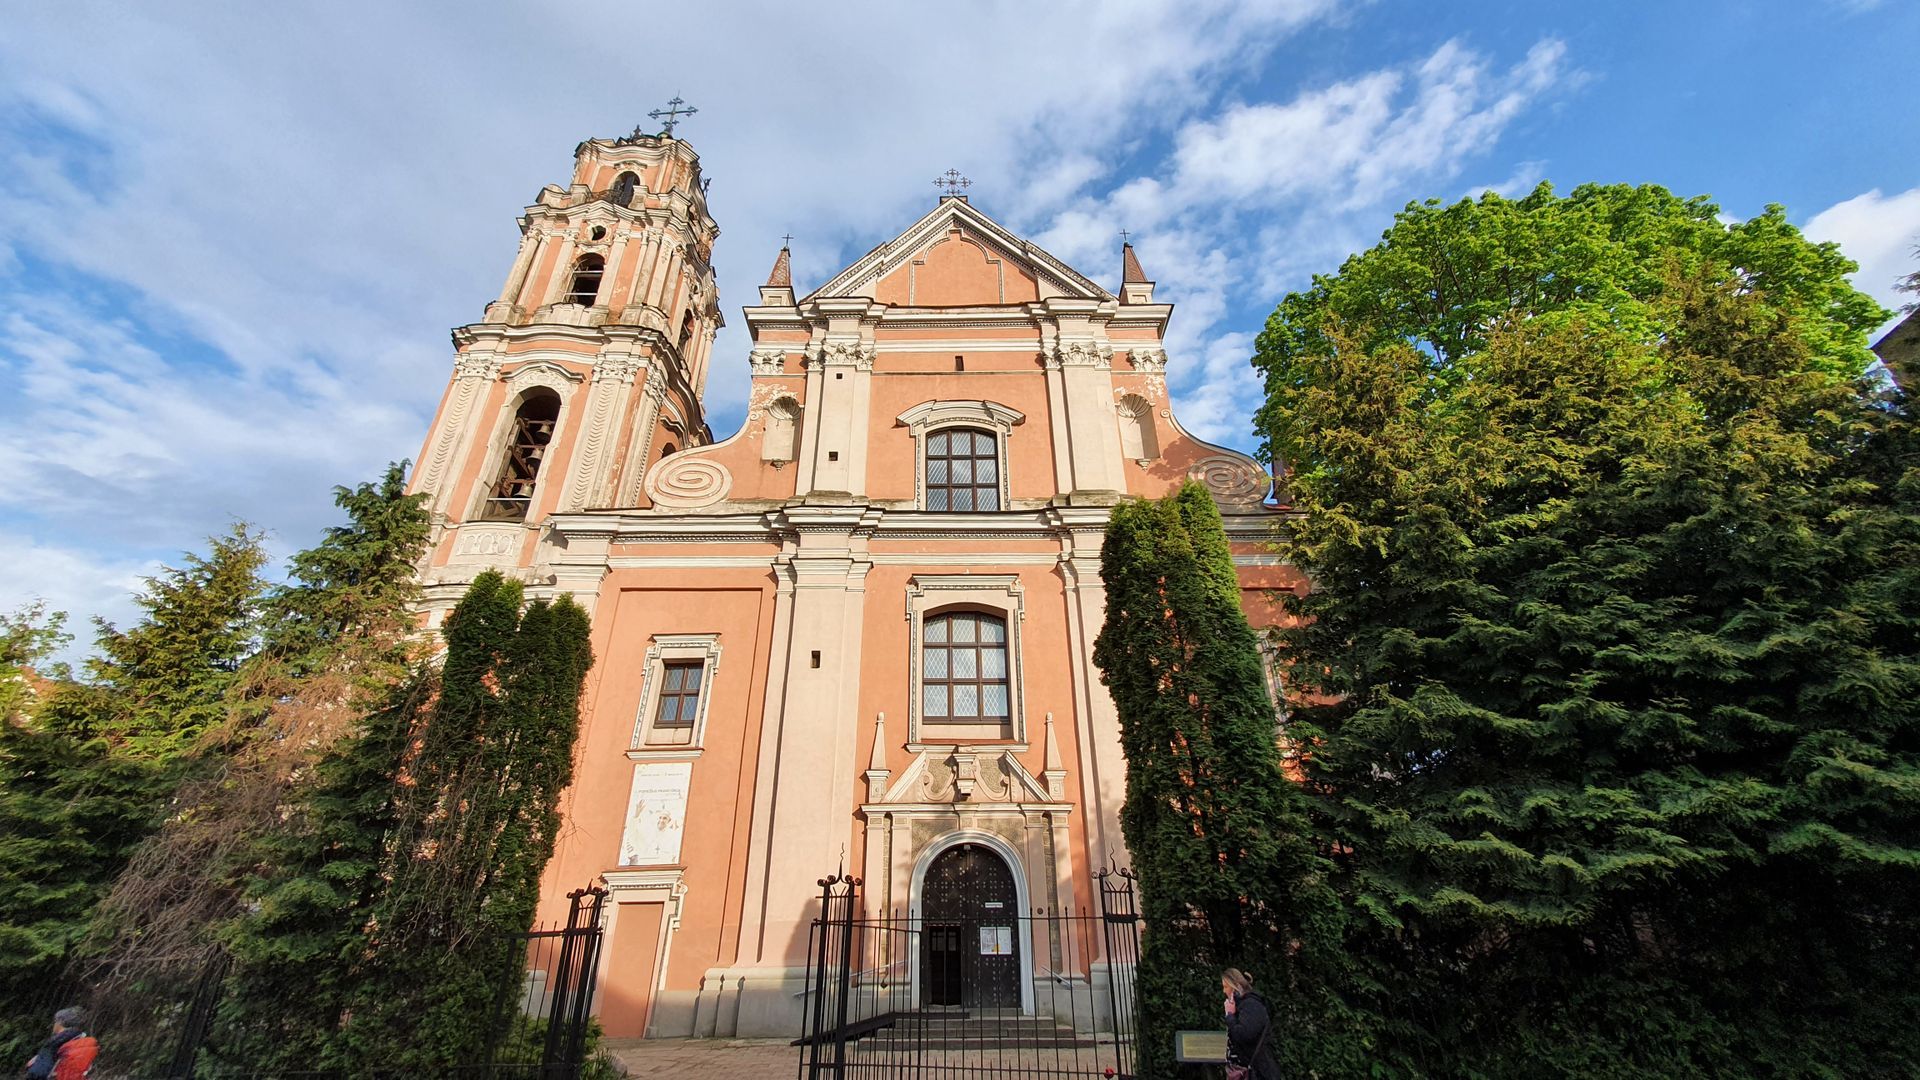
[1093,482,1344,1079]
[0,529,269,1056]
[1254,183,1919,1076]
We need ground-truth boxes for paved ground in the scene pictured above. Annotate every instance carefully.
[604,1037,1139,1078]
[603,1037,794,1078]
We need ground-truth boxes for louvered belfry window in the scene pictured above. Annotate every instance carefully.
[922,612,1010,722]
[926,428,1000,511]
[482,392,560,521]
[566,254,605,305]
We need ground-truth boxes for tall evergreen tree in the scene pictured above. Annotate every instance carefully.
[0,529,269,1057]
[84,467,429,1034]
[1093,482,1345,1079]
[1254,183,1919,1076]
[225,570,595,1072]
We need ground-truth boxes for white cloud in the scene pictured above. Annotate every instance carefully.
[1803,186,1920,319]
[0,4,1573,642]
[1169,38,1568,209]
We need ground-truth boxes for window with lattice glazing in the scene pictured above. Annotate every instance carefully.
[649,660,704,745]
[926,428,1000,511]
[923,612,1010,722]
[482,391,560,521]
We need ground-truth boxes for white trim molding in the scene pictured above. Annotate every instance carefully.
[896,400,1025,512]
[904,574,1027,747]
[631,633,723,751]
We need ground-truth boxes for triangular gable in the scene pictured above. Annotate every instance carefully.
[805,198,1112,305]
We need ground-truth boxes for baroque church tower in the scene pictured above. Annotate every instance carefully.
[409,133,1290,1040]
[411,129,721,612]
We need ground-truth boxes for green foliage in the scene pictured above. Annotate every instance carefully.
[0,530,270,1058]
[1093,482,1347,1079]
[222,569,596,1073]
[81,466,430,1071]
[1253,183,1919,1076]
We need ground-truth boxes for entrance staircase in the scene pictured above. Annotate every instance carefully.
[856,1008,1101,1051]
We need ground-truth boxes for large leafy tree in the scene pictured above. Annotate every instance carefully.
[1093,482,1348,1079]
[1255,183,1918,1076]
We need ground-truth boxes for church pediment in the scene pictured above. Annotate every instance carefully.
[878,746,1060,806]
[805,199,1112,307]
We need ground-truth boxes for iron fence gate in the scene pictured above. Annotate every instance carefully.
[796,866,1142,1080]
[4,885,609,1079]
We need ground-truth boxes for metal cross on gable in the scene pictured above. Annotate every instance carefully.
[647,95,698,137]
[933,168,972,197]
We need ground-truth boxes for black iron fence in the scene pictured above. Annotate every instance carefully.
[796,867,1142,1080]
[4,886,610,1080]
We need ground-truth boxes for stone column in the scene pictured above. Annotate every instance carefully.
[416,351,501,518]
[558,352,641,512]
[733,507,877,1035]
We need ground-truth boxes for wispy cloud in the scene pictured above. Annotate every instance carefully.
[0,3,1571,644]
[1803,186,1920,324]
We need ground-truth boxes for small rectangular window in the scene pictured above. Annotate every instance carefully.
[653,661,704,728]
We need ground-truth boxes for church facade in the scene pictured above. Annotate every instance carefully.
[407,129,1298,1038]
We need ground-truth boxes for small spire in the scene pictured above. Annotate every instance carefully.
[1044,712,1063,773]
[1122,242,1148,284]
[868,713,889,773]
[767,243,792,288]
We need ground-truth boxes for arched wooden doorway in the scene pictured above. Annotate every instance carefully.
[919,842,1022,1009]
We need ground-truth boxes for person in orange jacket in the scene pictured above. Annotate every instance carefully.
[22,1007,97,1080]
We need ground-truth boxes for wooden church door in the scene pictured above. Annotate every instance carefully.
[920,843,1022,1010]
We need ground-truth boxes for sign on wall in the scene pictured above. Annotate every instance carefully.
[619,761,694,866]
[979,925,1014,956]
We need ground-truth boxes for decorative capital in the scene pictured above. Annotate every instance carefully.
[454,355,502,381]
[813,339,876,371]
[594,356,642,385]
[1047,340,1112,370]
[748,347,787,376]
[1129,347,1167,372]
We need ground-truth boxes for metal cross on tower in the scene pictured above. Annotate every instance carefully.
[780,233,794,247]
[933,169,972,197]
[648,95,699,137]
[1119,229,1132,244]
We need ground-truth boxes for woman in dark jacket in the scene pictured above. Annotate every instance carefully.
[1222,968,1280,1080]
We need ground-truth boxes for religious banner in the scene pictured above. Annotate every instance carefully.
[619,761,694,866]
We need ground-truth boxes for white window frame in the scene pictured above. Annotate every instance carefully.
[896,400,1024,512]
[628,633,722,759]
[905,574,1027,748]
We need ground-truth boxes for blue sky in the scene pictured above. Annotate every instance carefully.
[3,1,1916,660]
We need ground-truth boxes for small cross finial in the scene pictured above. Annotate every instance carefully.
[933,168,972,198]
[780,232,794,248]
[1119,229,1132,244]
[647,95,699,137]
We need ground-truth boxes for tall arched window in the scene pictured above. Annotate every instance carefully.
[610,170,639,208]
[926,428,1000,511]
[922,611,1010,722]
[566,254,605,305]
[1116,393,1159,461]
[677,310,695,357]
[482,390,560,521]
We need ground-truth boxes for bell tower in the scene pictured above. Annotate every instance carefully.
[409,125,723,614]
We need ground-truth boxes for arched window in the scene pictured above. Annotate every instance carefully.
[926,428,1000,511]
[922,611,1010,722]
[677,310,696,357]
[482,391,560,521]
[566,254,605,305]
[610,171,638,208]
[763,397,800,461]
[1117,393,1159,461]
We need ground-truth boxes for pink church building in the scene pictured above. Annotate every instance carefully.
[407,129,1297,1038]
